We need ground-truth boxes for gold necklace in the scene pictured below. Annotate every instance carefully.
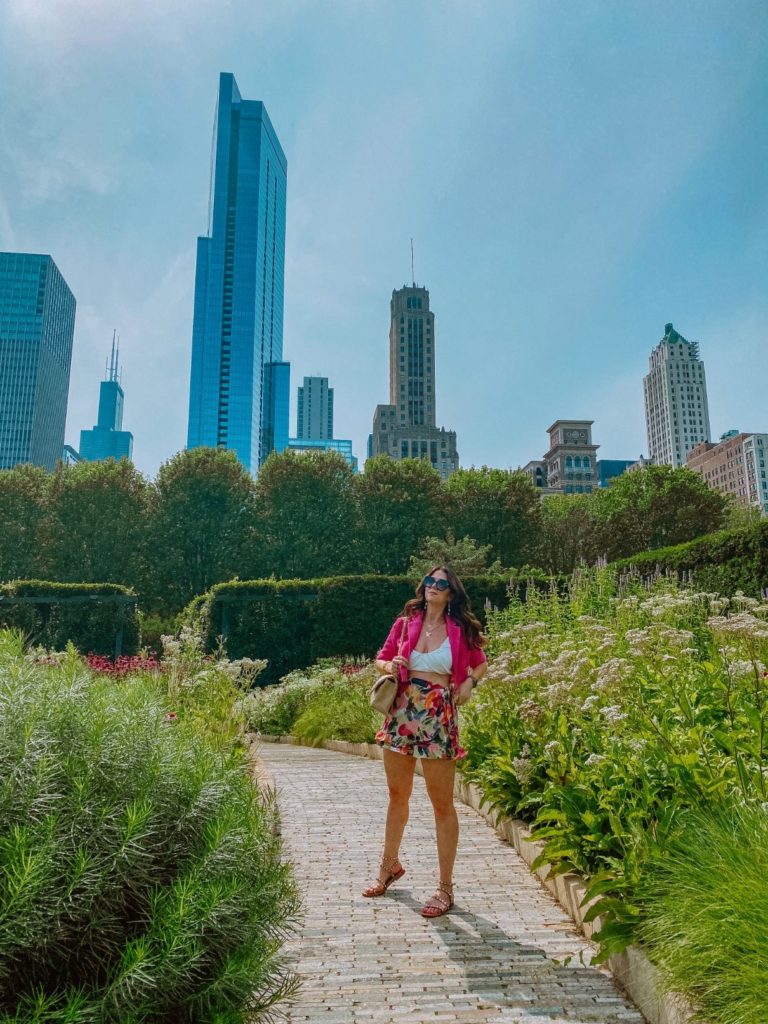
[424,618,444,638]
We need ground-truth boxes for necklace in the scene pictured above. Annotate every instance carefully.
[424,618,444,638]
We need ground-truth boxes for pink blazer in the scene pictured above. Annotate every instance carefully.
[376,610,487,692]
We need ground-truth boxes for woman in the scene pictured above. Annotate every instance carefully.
[362,566,487,917]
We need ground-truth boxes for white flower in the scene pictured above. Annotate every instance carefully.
[599,704,627,724]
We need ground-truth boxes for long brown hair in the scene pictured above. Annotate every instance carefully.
[402,565,485,649]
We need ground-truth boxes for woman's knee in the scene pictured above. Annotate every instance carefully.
[429,794,456,819]
[387,782,412,806]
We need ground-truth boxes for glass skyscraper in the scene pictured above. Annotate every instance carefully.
[187,72,289,474]
[0,252,76,471]
[79,334,133,462]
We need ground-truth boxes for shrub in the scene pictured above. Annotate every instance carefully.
[639,802,768,1024]
[0,632,299,1022]
[459,570,768,960]
[0,580,139,656]
[188,573,522,683]
[612,520,768,599]
[291,666,378,746]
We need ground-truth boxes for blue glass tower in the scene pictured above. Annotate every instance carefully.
[187,72,289,474]
[0,252,76,471]
[79,333,133,462]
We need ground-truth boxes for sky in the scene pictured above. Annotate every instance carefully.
[0,0,766,478]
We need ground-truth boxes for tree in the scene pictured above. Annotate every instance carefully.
[353,456,446,574]
[255,449,357,579]
[147,448,256,610]
[591,464,730,560]
[43,459,151,589]
[443,467,543,568]
[408,530,503,579]
[537,493,600,574]
[0,464,49,581]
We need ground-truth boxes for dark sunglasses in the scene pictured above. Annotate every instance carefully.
[423,575,450,592]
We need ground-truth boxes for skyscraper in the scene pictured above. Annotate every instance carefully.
[0,252,76,471]
[187,72,289,474]
[297,376,334,440]
[79,333,133,462]
[643,322,711,467]
[369,285,459,478]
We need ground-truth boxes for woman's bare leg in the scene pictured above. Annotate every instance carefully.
[421,757,458,911]
[363,749,416,894]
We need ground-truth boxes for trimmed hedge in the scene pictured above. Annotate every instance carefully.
[612,521,768,598]
[0,580,139,656]
[187,574,522,684]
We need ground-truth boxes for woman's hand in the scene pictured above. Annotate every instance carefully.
[455,677,475,707]
[390,655,409,673]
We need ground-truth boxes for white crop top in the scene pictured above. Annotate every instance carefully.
[408,636,453,675]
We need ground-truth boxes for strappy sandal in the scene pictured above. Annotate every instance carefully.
[361,855,405,898]
[420,880,454,918]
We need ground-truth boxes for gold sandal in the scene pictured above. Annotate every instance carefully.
[420,880,454,917]
[362,855,405,897]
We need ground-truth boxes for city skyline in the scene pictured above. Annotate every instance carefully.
[0,2,766,477]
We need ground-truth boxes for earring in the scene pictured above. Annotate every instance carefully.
[447,602,452,616]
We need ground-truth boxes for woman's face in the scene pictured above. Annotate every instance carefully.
[424,569,452,613]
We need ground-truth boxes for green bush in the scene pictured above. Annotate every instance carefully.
[291,667,379,746]
[639,802,768,1024]
[459,570,768,960]
[189,573,519,683]
[0,580,139,656]
[612,520,768,598]
[0,632,299,1022]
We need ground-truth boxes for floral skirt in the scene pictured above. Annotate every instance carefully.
[375,676,466,760]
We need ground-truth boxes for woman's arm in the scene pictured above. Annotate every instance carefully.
[375,616,406,675]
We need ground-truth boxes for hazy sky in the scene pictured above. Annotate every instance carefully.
[1,0,766,477]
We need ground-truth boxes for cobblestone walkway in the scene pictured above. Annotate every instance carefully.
[257,741,645,1024]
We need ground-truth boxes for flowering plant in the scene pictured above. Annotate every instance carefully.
[459,568,768,959]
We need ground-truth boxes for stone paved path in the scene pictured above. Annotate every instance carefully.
[257,741,645,1024]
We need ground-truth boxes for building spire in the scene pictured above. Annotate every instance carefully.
[410,237,415,286]
[107,329,120,382]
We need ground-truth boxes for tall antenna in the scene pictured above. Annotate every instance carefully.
[410,237,415,286]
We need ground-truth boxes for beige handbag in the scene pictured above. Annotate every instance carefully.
[369,617,408,715]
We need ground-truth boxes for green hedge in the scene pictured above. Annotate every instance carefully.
[612,521,768,597]
[187,574,519,684]
[0,580,139,656]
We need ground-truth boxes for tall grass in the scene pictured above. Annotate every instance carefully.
[0,631,300,1022]
[639,802,768,1024]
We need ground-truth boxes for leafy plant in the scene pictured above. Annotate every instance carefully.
[0,630,298,1022]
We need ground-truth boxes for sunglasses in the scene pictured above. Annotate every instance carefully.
[423,575,451,592]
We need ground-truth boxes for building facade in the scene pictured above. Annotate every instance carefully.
[687,430,768,514]
[643,322,711,467]
[287,436,358,472]
[79,335,133,462]
[187,72,289,475]
[596,459,636,488]
[0,252,76,471]
[297,375,333,440]
[368,285,459,479]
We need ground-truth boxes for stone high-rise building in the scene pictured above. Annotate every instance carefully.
[369,285,458,479]
[643,323,711,467]
[0,252,76,471]
[523,420,599,494]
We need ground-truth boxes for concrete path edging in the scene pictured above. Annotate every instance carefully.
[255,734,695,1024]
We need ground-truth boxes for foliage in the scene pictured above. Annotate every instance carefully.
[255,449,358,579]
[0,630,299,1022]
[444,467,543,568]
[459,570,768,960]
[591,464,730,561]
[146,447,257,612]
[0,580,139,656]
[189,574,513,684]
[352,456,447,574]
[639,802,768,1024]
[537,493,600,574]
[291,665,379,745]
[0,464,49,582]
[409,529,504,578]
[612,520,768,599]
[41,458,152,589]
